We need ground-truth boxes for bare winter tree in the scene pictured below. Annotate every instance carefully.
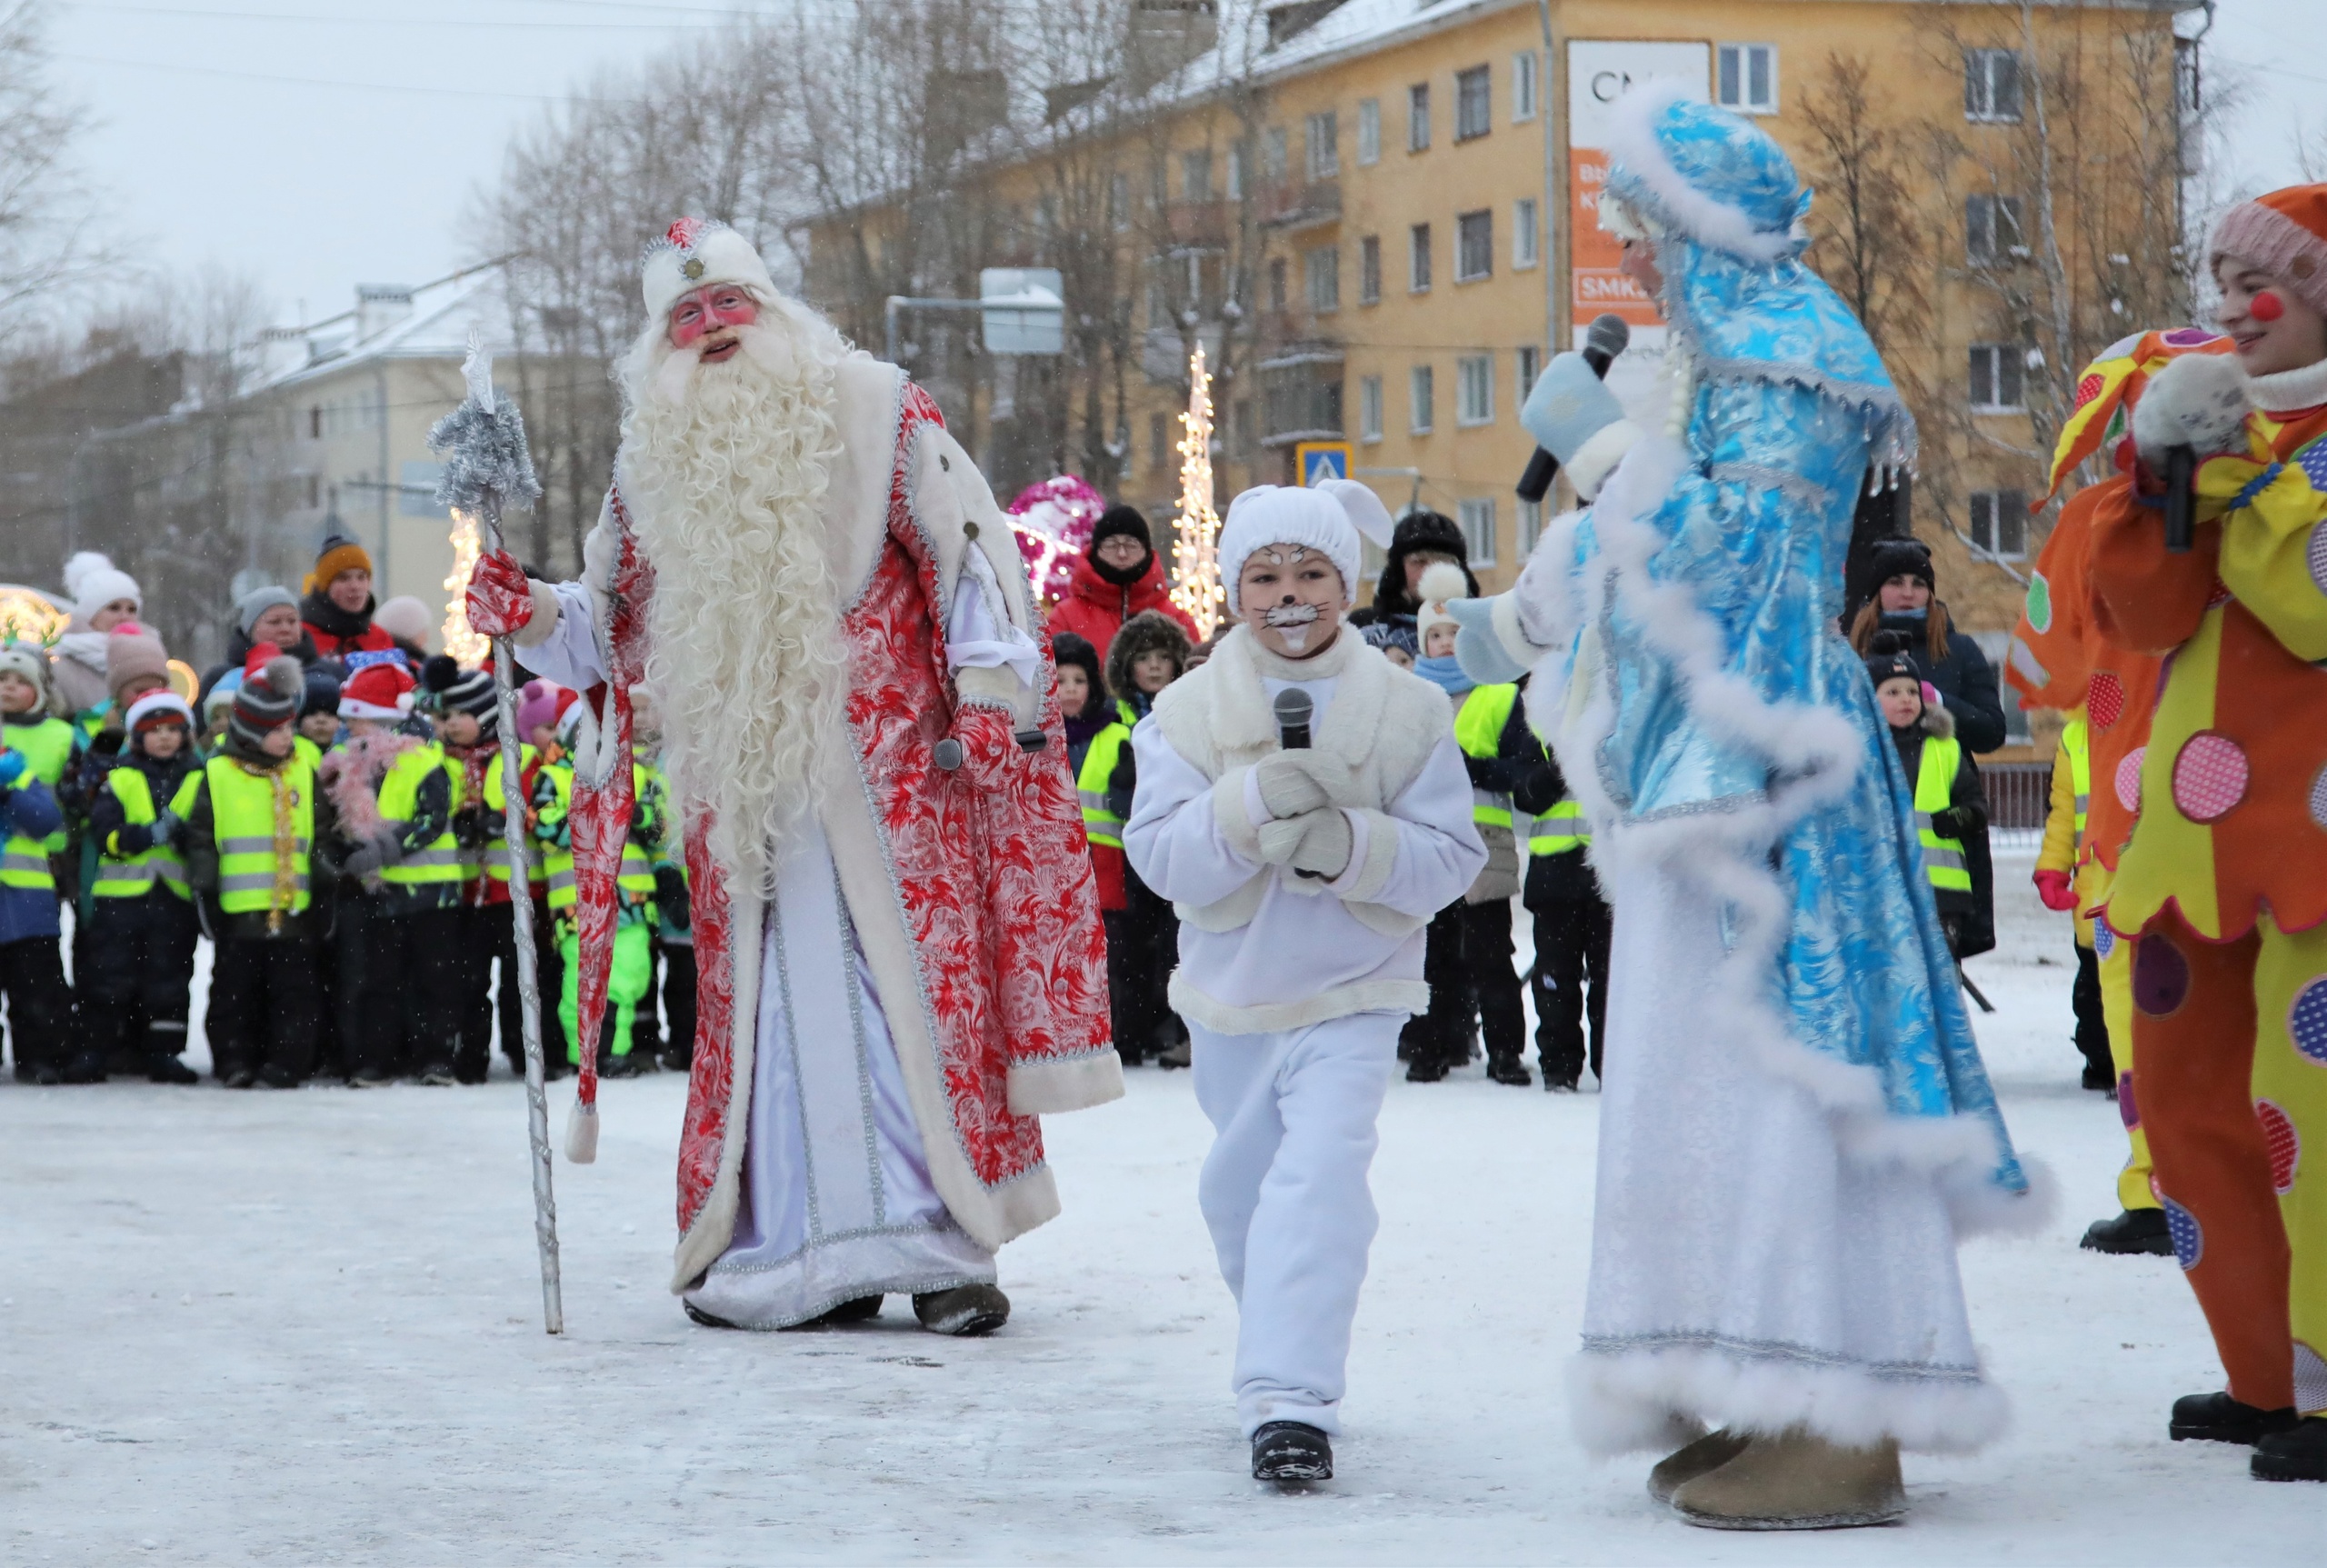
[0,0,109,347]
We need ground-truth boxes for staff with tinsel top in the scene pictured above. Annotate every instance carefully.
[427,335,563,1336]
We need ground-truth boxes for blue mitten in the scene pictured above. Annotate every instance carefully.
[0,749,25,789]
[1521,352,1627,465]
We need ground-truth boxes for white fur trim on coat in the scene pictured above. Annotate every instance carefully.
[1603,80,1802,265]
[1168,972,1430,1036]
[1007,1052,1126,1116]
[1564,418,1645,503]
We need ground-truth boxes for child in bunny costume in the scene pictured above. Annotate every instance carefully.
[1124,482,1485,1483]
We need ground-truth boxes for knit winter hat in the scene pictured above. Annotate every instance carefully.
[1217,481,1396,615]
[1089,504,1152,552]
[1866,536,1936,594]
[2209,183,2327,320]
[1863,629,1921,690]
[230,654,303,745]
[0,641,48,688]
[1049,630,1104,704]
[105,624,169,703]
[64,551,142,623]
[338,661,415,721]
[642,217,779,325]
[374,595,432,648]
[309,533,372,593]
[299,664,340,718]
[421,654,497,723]
[1413,562,1471,646]
[125,691,194,733]
[514,678,572,740]
[235,584,298,637]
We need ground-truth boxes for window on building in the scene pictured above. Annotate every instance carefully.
[309,405,322,439]
[1233,398,1253,456]
[1459,497,1497,566]
[1227,140,1248,199]
[1263,125,1289,180]
[1409,223,1433,291]
[1356,97,1381,165]
[1407,83,1431,152]
[1411,364,1435,434]
[1109,173,1130,231]
[1969,343,2024,411]
[1305,245,1340,311]
[1513,51,1538,122]
[1964,48,2022,122]
[1148,164,1167,208]
[1969,490,2030,559]
[1360,374,1384,443]
[1455,65,1491,141]
[1516,344,1542,405]
[1305,110,1338,179]
[1151,410,1170,472]
[1181,149,1213,201]
[1965,193,2026,265]
[1146,274,1169,329]
[1457,353,1494,425]
[1456,209,1493,282]
[1513,197,1538,268]
[1716,44,1778,115]
[1359,235,1382,305]
[1518,496,1543,554]
[1267,256,1288,313]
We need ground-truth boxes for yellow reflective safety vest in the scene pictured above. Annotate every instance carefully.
[0,714,76,891]
[93,764,188,900]
[619,762,659,906]
[481,745,544,888]
[1453,683,1519,830]
[192,753,315,916]
[1914,734,1973,893]
[1077,721,1133,849]
[536,761,575,911]
[1528,794,1590,857]
[375,742,464,890]
[2061,715,2091,849]
[294,734,324,771]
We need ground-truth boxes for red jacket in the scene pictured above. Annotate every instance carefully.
[1044,551,1196,658]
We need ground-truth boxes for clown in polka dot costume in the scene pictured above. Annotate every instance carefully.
[2087,182,2327,1483]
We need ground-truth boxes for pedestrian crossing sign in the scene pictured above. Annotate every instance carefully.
[1295,442,1353,487]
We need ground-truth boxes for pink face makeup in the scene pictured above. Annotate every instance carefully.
[668,285,760,355]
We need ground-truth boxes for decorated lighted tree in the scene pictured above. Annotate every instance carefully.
[440,509,489,664]
[1167,344,1224,639]
[1005,474,1107,609]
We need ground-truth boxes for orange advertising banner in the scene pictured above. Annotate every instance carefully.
[1570,149,1662,328]
[1564,41,1710,344]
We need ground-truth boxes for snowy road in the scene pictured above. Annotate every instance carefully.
[2,857,2314,1563]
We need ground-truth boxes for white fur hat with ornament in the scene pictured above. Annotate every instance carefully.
[1413,562,1472,645]
[641,217,778,325]
[1217,481,1397,615]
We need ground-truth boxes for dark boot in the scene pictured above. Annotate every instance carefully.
[1485,1052,1532,1086]
[1252,1421,1333,1482]
[61,1048,107,1084]
[913,1283,1010,1336]
[2080,1208,2172,1255]
[145,1054,199,1084]
[2252,1417,2327,1483]
[2170,1392,2300,1444]
[789,1295,882,1327]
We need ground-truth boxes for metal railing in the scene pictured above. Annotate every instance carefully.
[1980,761,2051,853]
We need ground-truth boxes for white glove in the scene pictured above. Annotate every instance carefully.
[1255,806,1353,881]
[1254,751,1329,820]
[2132,353,2252,468]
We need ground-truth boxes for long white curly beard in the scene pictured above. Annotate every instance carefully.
[617,316,851,893]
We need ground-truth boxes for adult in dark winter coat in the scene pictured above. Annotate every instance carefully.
[1045,504,1199,654]
[1845,536,2009,754]
[299,534,400,663]
[1511,723,1612,1090]
[198,585,324,707]
[1348,508,1479,631]
[1869,634,1994,959]
[1100,610,1193,1066]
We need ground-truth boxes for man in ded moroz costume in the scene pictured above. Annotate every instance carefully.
[1453,88,2039,1528]
[465,220,1120,1335]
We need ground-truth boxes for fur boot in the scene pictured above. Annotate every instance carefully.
[1667,1427,1906,1530]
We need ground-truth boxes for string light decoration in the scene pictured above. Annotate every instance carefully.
[1166,343,1224,640]
[0,585,67,650]
[441,508,489,664]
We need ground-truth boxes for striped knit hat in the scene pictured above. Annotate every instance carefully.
[420,654,497,728]
[229,650,303,750]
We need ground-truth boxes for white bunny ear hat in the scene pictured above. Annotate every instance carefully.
[1216,481,1396,615]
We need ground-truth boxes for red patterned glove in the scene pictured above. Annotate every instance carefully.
[466,549,535,639]
[2032,867,2078,912]
[941,704,1024,793]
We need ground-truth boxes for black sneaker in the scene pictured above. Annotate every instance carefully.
[348,1067,395,1088]
[1404,1056,1451,1084]
[600,1051,647,1080]
[2081,1208,2174,1255]
[2170,1392,2300,1444]
[913,1283,1010,1336]
[413,1063,458,1087]
[1252,1421,1333,1482]
[220,1066,258,1090]
[2252,1416,2327,1482]
[145,1054,200,1085]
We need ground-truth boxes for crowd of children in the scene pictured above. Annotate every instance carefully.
[0,538,693,1090]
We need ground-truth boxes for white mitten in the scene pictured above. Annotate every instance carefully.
[1254,751,1329,820]
[1287,807,1353,881]
[2133,353,2252,467]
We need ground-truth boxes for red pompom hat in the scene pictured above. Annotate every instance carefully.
[337,661,415,721]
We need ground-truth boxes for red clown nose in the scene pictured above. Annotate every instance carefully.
[2251,289,2285,323]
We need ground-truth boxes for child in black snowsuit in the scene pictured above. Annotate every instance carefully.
[1867,632,1994,961]
[1512,743,1611,1090]
[1102,611,1193,1067]
[78,692,204,1083]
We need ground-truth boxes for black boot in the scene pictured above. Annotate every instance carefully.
[785,1295,883,1328]
[1485,1053,1532,1086]
[2252,1416,2327,1482]
[1252,1421,1333,1482]
[913,1283,1010,1336]
[59,1051,107,1084]
[1404,1054,1450,1083]
[2081,1208,2173,1255]
[145,1054,200,1085]
[2170,1391,2301,1444]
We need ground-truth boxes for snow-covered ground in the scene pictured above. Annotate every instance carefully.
[2,854,2313,1563]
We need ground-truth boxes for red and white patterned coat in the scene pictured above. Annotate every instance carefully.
[556,361,1121,1292]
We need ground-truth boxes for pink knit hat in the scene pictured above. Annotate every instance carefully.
[2209,183,2327,318]
[514,678,572,740]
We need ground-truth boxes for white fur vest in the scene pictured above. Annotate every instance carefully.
[1151,624,1451,938]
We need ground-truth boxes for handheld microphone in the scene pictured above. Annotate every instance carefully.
[1517,314,1631,504]
[1273,687,1313,751]
[2163,444,2196,554]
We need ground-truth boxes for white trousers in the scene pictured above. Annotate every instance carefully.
[1190,1011,1402,1438]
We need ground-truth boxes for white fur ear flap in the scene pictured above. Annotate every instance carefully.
[1417,561,1470,604]
[564,1098,599,1164]
[1315,478,1395,549]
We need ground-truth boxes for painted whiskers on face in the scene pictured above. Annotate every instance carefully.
[1263,601,1322,653]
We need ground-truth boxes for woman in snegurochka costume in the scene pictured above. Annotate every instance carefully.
[1453,85,2041,1529]
[1124,481,1485,1484]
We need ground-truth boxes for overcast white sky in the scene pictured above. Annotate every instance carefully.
[41,0,2327,333]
